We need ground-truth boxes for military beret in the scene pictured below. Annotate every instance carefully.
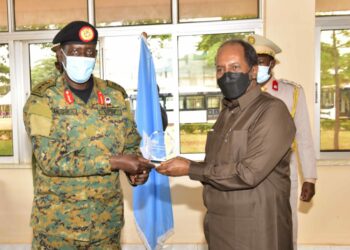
[52,20,98,46]
[245,34,282,58]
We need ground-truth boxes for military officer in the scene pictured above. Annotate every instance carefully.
[246,34,317,250]
[24,20,154,249]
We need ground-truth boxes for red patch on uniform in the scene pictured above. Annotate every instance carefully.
[97,91,105,105]
[64,89,74,104]
[272,80,279,91]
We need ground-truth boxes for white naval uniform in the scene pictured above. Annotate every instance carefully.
[262,76,317,249]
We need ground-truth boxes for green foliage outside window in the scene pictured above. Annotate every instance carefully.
[320,30,350,151]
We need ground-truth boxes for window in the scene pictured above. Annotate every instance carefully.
[29,43,58,89]
[178,33,248,154]
[14,0,87,31]
[179,0,259,23]
[0,0,7,32]
[95,0,171,27]
[101,35,172,99]
[0,44,12,156]
[316,0,350,16]
[319,29,350,151]
[0,0,262,166]
[207,95,221,109]
[185,95,205,110]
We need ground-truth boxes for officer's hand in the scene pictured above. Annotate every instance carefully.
[110,154,154,175]
[156,156,190,177]
[300,182,315,202]
[126,171,151,186]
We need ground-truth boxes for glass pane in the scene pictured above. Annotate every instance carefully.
[30,43,59,89]
[103,35,172,96]
[0,44,13,156]
[14,0,87,31]
[316,0,350,16]
[102,35,173,122]
[0,0,8,32]
[178,33,247,154]
[179,0,258,23]
[185,95,205,110]
[29,43,101,90]
[95,0,171,27]
[320,29,350,151]
[102,35,174,155]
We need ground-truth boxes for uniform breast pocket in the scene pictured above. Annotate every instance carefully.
[95,108,126,153]
[98,108,125,131]
[218,129,248,163]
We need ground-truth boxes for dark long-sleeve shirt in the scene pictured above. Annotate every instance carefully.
[189,85,296,250]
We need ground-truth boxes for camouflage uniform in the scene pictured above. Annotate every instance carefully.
[23,75,141,248]
[32,231,121,249]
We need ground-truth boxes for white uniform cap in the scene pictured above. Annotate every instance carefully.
[245,34,282,58]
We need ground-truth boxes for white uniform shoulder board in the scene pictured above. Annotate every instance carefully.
[278,78,301,89]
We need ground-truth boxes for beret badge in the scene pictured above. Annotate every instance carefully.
[79,26,95,43]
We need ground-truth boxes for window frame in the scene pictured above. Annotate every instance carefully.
[315,15,350,160]
[0,0,263,167]
[0,41,16,163]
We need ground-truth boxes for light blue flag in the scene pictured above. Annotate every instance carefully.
[134,36,174,250]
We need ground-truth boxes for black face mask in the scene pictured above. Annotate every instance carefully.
[217,71,251,100]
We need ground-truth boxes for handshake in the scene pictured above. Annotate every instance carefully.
[110,154,192,185]
[110,154,155,186]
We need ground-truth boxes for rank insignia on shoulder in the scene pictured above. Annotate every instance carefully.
[31,80,56,97]
[106,80,128,99]
[272,80,279,91]
[279,79,300,89]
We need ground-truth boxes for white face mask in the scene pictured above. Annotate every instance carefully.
[61,49,96,84]
[257,65,271,84]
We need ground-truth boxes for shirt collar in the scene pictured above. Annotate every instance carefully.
[237,84,262,110]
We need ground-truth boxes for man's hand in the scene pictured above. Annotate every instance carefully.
[126,171,150,186]
[156,156,190,177]
[300,182,315,202]
[110,154,154,175]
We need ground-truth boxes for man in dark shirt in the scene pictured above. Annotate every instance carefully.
[157,39,296,250]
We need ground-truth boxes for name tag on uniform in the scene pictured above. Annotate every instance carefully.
[98,107,122,116]
[53,108,78,115]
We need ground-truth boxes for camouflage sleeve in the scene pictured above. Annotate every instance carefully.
[24,96,112,177]
[30,136,112,177]
[122,99,142,155]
